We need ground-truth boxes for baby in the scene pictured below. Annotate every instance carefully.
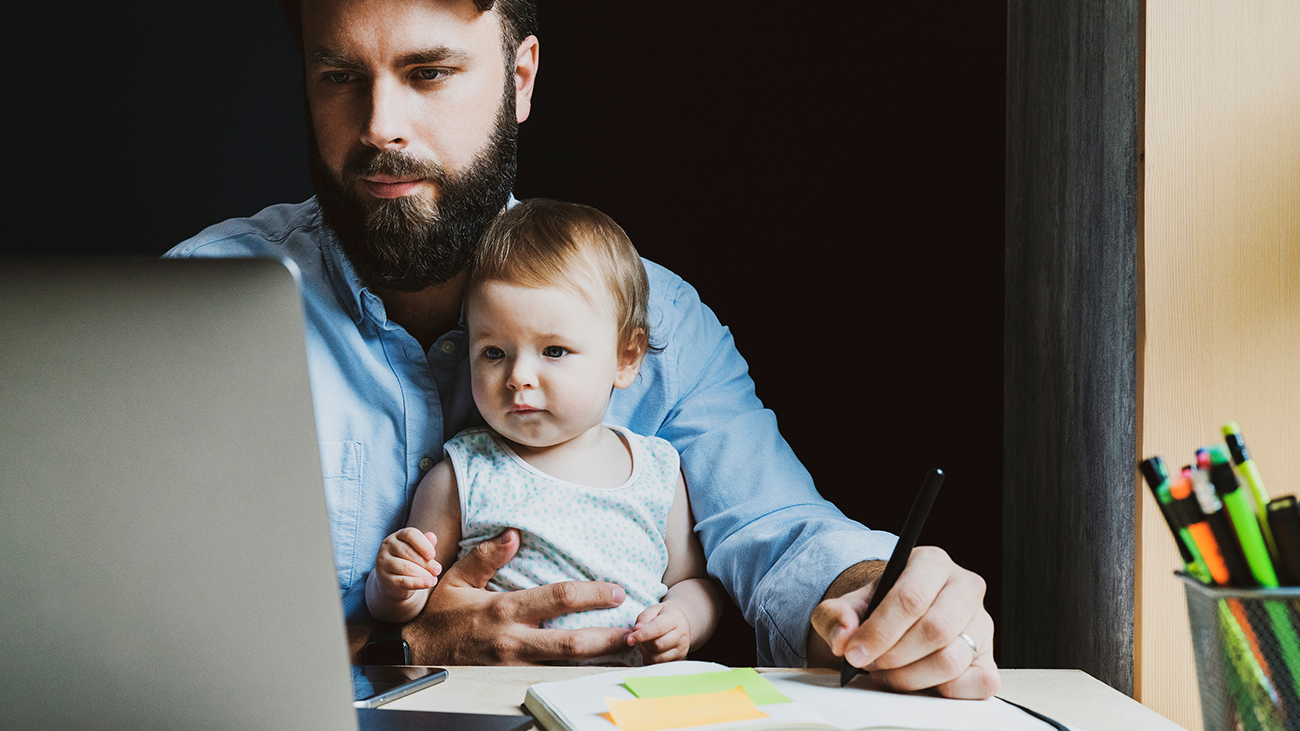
[364,199,723,664]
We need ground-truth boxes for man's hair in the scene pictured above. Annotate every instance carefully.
[470,199,652,356]
[277,0,538,64]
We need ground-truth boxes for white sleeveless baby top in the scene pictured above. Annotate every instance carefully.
[444,425,680,665]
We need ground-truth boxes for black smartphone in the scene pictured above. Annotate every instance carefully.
[351,664,449,709]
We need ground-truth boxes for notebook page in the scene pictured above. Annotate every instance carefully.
[526,662,1059,731]
[767,672,1056,731]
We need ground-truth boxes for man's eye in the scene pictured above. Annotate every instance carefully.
[415,68,447,81]
[483,347,505,361]
[326,72,353,84]
[542,346,568,358]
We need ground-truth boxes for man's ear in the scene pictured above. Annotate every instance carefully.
[513,35,540,124]
[613,331,647,390]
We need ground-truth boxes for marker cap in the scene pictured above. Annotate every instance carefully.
[1139,458,1165,490]
[1268,497,1300,586]
[1170,477,1208,524]
[1207,445,1241,496]
[1224,432,1251,466]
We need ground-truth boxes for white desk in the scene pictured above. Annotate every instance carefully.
[381,666,1189,731]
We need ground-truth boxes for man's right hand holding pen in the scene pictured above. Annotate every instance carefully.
[808,548,1001,699]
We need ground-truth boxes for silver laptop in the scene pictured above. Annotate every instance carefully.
[0,259,531,731]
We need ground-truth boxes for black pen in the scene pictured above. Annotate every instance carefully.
[841,468,946,686]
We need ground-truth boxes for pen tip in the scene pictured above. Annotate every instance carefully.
[839,659,856,687]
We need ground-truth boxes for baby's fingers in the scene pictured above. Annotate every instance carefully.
[633,603,665,626]
[626,608,681,642]
[636,626,689,664]
[393,528,439,563]
[626,613,678,648]
[383,569,439,592]
[375,553,440,592]
[382,533,442,577]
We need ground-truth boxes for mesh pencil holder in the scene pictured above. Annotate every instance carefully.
[1181,574,1300,731]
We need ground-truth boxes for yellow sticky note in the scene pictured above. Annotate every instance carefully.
[604,686,769,731]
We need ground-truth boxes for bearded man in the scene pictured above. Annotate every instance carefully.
[166,0,1000,698]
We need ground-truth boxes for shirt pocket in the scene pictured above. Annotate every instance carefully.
[320,440,363,592]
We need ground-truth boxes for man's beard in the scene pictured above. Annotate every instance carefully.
[308,96,517,292]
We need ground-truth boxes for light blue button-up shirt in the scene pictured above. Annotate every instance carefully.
[166,199,897,665]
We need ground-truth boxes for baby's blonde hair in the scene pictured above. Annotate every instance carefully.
[469,199,651,355]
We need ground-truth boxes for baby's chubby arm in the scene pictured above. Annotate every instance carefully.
[364,461,462,624]
[625,471,724,664]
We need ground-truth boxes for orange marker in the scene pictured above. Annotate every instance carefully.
[1170,475,1232,584]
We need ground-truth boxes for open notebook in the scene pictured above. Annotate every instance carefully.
[523,661,1064,731]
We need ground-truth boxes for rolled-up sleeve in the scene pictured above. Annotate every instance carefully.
[637,268,898,666]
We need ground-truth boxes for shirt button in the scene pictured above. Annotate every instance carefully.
[418,456,434,472]
[440,340,456,354]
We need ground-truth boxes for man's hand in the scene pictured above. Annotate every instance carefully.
[402,528,630,664]
[625,603,691,664]
[809,547,1000,699]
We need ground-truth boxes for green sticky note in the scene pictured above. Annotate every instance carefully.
[624,668,791,705]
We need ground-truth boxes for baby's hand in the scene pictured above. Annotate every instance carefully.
[374,528,442,601]
[626,603,691,664]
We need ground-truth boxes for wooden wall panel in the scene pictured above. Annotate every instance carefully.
[1004,0,1141,694]
[1139,2,1300,730]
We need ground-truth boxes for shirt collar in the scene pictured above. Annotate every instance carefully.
[312,199,384,328]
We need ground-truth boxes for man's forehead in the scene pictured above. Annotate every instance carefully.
[301,0,488,22]
[301,0,502,56]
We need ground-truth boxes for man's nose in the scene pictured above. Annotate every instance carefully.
[360,78,410,150]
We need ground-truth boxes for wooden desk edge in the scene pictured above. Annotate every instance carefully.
[381,666,1190,730]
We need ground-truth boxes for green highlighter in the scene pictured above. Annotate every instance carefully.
[1208,444,1278,587]
[1223,422,1279,560]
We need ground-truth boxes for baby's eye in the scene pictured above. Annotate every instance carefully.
[542,346,568,358]
[483,347,505,361]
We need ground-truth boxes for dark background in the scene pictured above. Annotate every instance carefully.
[11,2,1008,666]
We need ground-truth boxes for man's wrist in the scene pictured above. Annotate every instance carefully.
[823,560,887,602]
[805,559,886,668]
[399,617,423,665]
[363,621,412,665]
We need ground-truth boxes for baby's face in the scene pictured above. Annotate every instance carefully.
[465,280,637,450]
